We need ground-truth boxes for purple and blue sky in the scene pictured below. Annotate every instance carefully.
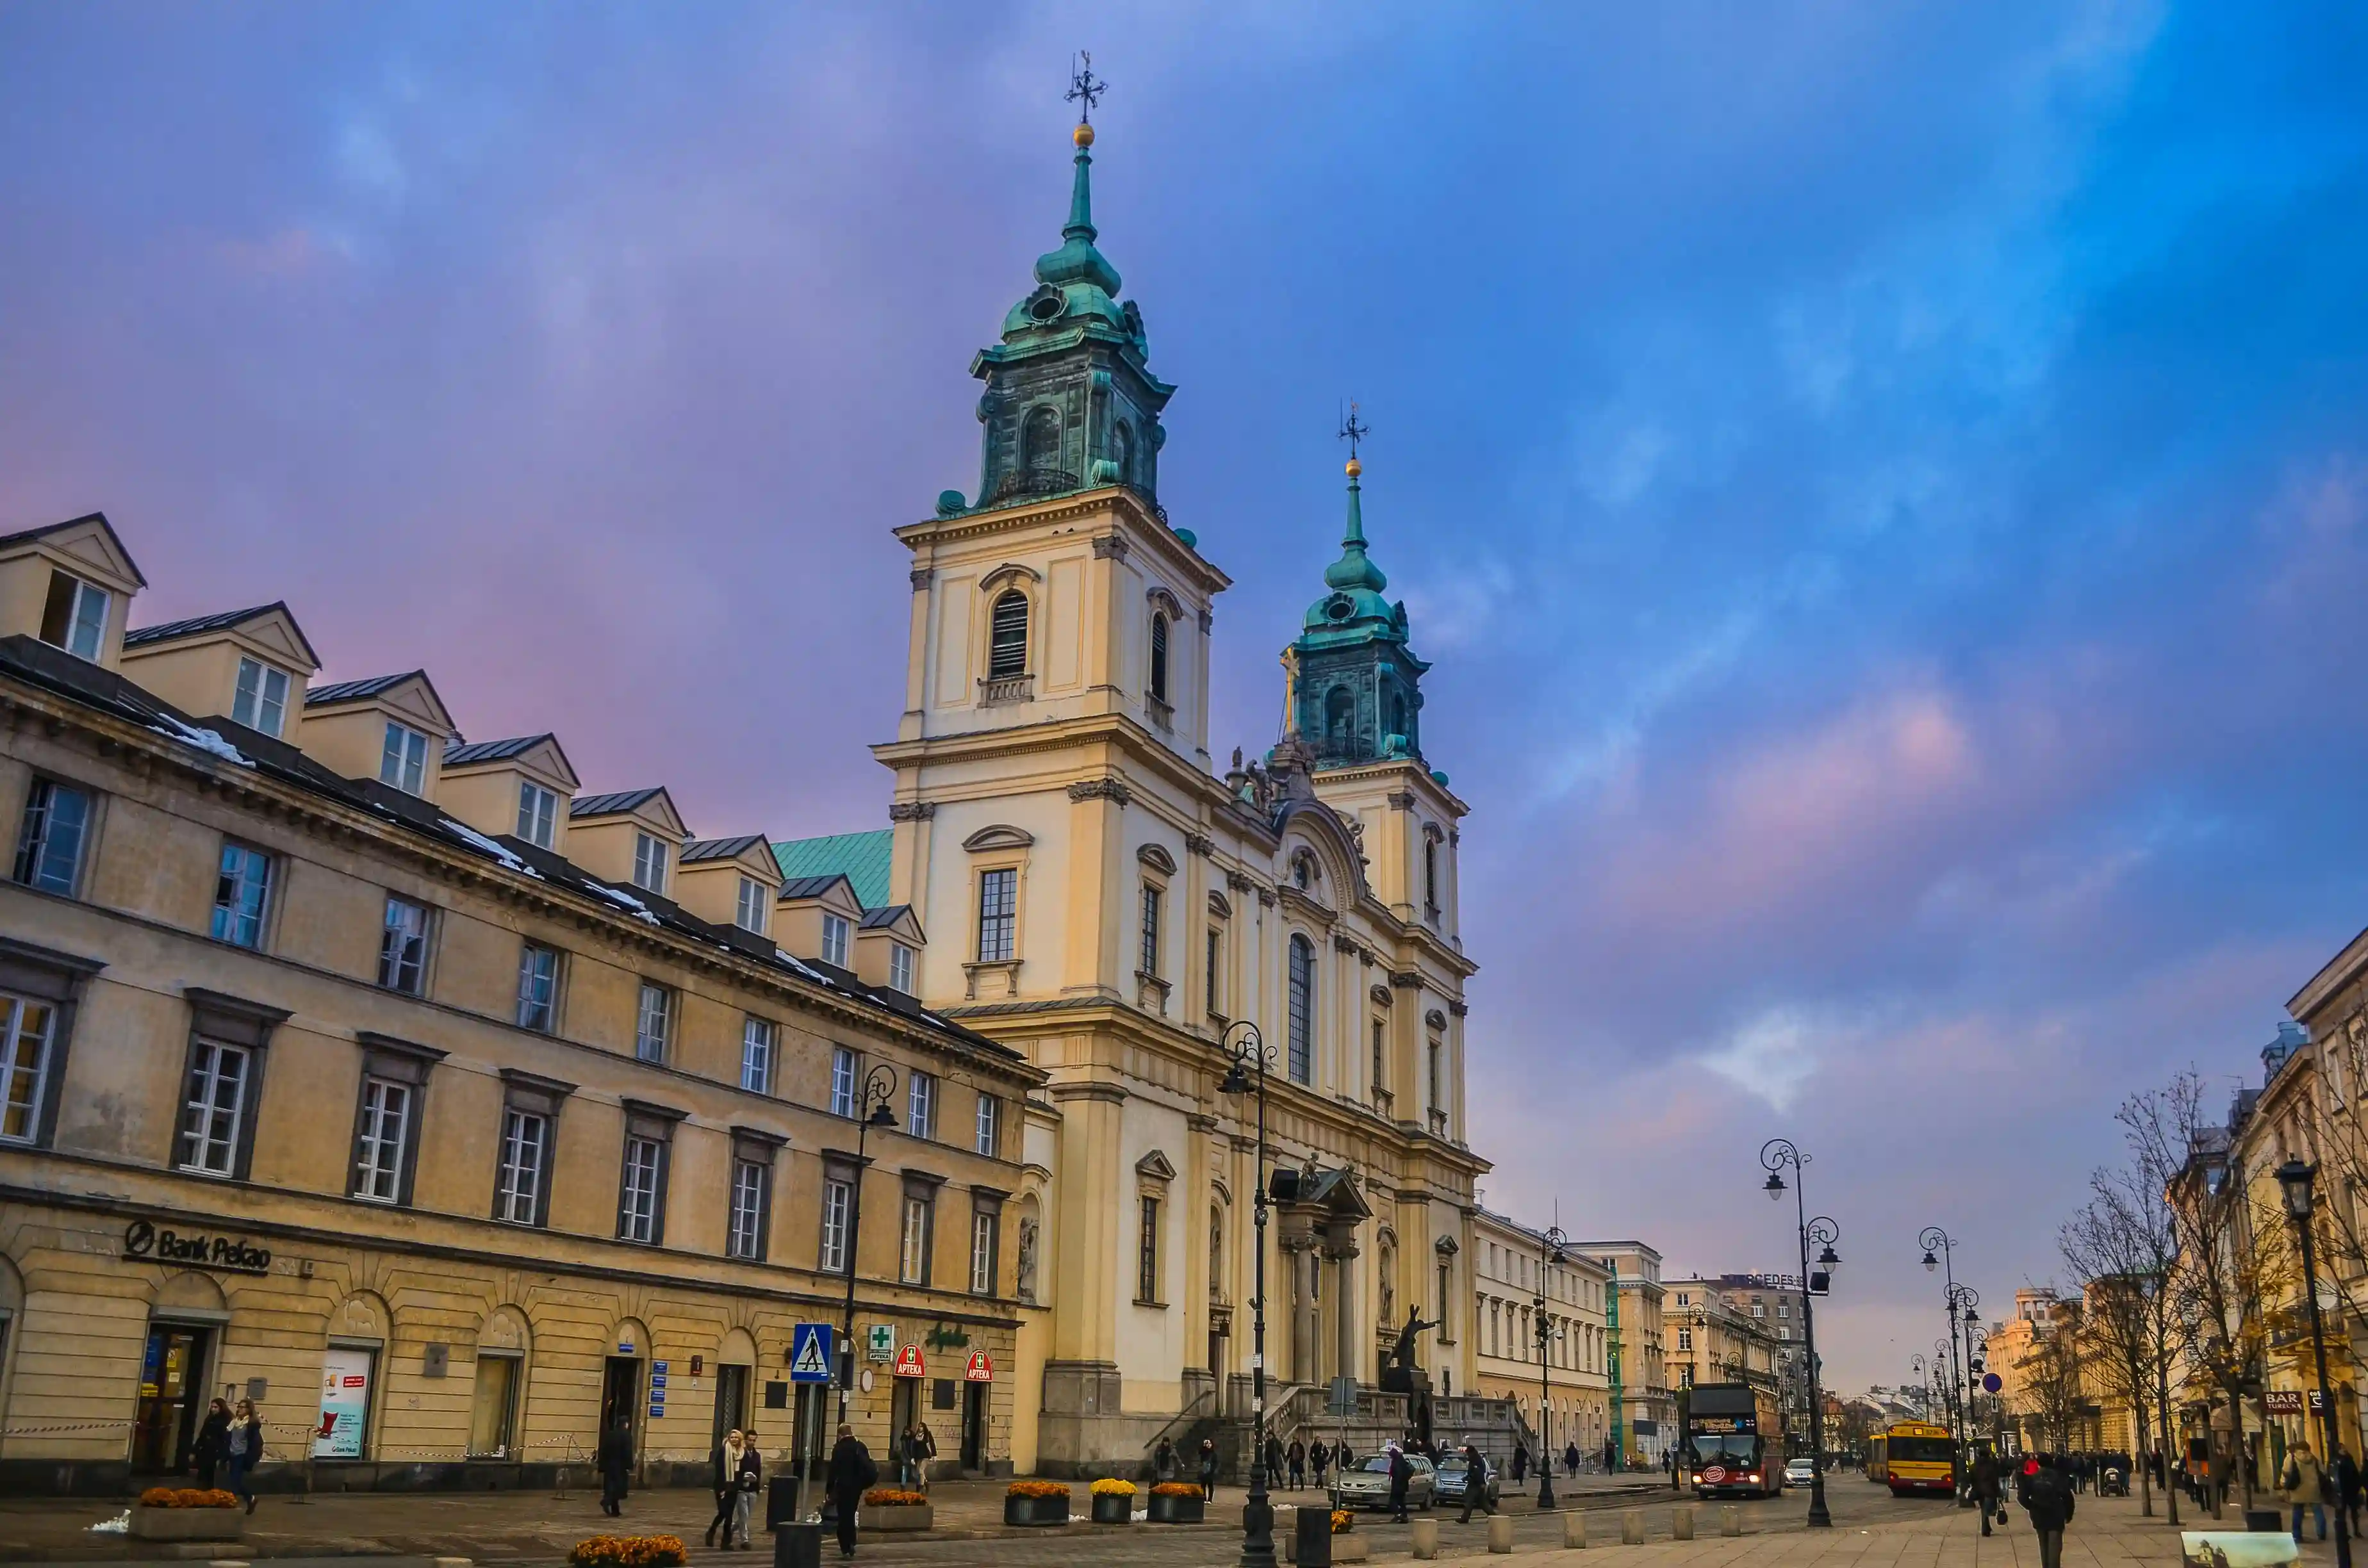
[4,3,2365,1388]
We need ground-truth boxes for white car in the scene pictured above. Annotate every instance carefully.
[1784,1457,1818,1487]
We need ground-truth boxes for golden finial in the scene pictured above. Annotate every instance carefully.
[1345,456,1363,478]
[1074,122,1095,149]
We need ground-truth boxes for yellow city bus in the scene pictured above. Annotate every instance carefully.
[1866,1421,1957,1497]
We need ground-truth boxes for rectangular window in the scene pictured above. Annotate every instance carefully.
[727,1158,770,1261]
[232,657,291,737]
[352,1077,413,1202]
[888,942,915,995]
[907,1071,936,1141]
[974,1093,1000,1158]
[516,781,559,848]
[1372,1018,1386,1088]
[12,778,92,895]
[821,912,850,968]
[177,1038,249,1175]
[40,571,111,661]
[618,1135,666,1243]
[976,868,1017,962]
[631,832,668,895]
[1137,1195,1160,1303]
[515,943,560,1031]
[736,876,769,935]
[0,993,58,1145]
[970,1211,998,1296]
[468,1353,522,1459]
[819,1177,853,1274]
[495,1108,548,1225]
[830,1047,856,1117]
[740,1016,775,1093]
[1139,885,1162,977]
[378,896,430,994]
[634,982,671,1063]
[1206,927,1222,1015]
[210,842,273,949]
[380,721,429,794]
[899,1193,933,1284]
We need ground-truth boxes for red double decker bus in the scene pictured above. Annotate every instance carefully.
[1684,1383,1784,1499]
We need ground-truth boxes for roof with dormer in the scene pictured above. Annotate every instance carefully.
[771,829,892,910]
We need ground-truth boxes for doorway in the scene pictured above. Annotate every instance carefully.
[601,1354,643,1470]
[889,1378,919,1481]
[712,1363,750,1451]
[960,1381,987,1471]
[132,1325,212,1474]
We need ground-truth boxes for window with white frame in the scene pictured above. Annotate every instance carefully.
[177,1038,250,1175]
[232,657,291,737]
[970,1208,999,1296]
[618,1134,666,1244]
[888,942,916,995]
[352,1076,414,1202]
[819,1169,854,1273]
[0,993,58,1145]
[634,981,672,1063]
[974,1093,1000,1157]
[727,1157,770,1261]
[736,876,769,935]
[378,895,430,993]
[495,1107,549,1225]
[821,912,850,968]
[380,721,429,794]
[741,1016,775,1093]
[830,1047,857,1117]
[631,832,669,895]
[976,868,1017,962]
[516,781,559,848]
[515,943,560,1031]
[40,571,110,661]
[210,843,273,949]
[12,778,92,896]
[907,1071,936,1141]
[899,1190,933,1284]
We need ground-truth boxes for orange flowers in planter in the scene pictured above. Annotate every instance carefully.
[1089,1478,1139,1496]
[1150,1482,1205,1498]
[861,1489,928,1507]
[1006,1480,1070,1499]
[568,1535,687,1568]
[1331,1509,1356,1534]
[136,1488,239,1509]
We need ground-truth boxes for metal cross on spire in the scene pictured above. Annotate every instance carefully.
[1338,400,1370,462]
[1067,52,1106,125]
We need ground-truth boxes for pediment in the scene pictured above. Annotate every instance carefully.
[229,605,320,672]
[963,824,1035,853]
[513,737,581,793]
[1135,1148,1178,1184]
[7,512,147,591]
[1137,843,1178,876]
[376,673,456,737]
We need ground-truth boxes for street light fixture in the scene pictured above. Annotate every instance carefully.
[1533,1224,1570,1510]
[1761,1139,1837,1528]
[2275,1158,2354,1568]
[1220,1021,1280,1568]
[820,1063,896,1528]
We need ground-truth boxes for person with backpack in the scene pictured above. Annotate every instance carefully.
[2018,1453,2076,1568]
[1458,1438,1496,1524]
[826,1423,877,1560]
[1971,1448,2003,1538]
[2285,1438,2329,1543]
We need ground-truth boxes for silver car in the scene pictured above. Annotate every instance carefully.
[1333,1451,1437,1512]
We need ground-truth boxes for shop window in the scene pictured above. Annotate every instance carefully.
[468,1352,523,1458]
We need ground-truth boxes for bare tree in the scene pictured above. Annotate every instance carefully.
[2013,1295,2086,1455]
[2062,1189,2180,1521]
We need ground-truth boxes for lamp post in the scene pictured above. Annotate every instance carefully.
[1762,1139,1839,1528]
[2276,1158,2354,1568]
[1946,1284,1980,1494]
[1533,1224,1570,1510]
[821,1063,896,1523]
[1220,1022,1279,1568]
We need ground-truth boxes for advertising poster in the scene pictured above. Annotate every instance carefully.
[313,1346,374,1458]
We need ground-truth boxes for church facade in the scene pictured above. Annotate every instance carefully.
[867,116,1495,1473]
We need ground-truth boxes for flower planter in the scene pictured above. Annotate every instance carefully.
[860,1503,932,1532]
[1284,1536,1367,1564]
[1090,1493,1133,1524]
[1003,1494,1071,1526]
[128,1507,245,1543]
[1146,1493,1206,1523]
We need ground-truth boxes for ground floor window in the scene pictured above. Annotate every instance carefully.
[468,1352,522,1458]
[314,1344,377,1459]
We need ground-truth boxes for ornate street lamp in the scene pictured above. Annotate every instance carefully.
[2276,1158,2354,1568]
[821,1063,896,1527]
[1220,1022,1280,1568]
[1533,1223,1570,1510]
[1761,1139,1838,1528]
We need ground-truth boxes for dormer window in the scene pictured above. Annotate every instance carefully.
[1148,613,1169,703]
[821,912,851,968]
[631,832,669,895]
[989,591,1029,680]
[380,721,429,794]
[39,572,109,662]
[232,657,290,737]
[735,876,770,935]
[516,782,559,849]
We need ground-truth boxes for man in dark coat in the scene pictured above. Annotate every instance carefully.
[596,1416,634,1517]
[1199,1437,1221,1503]
[826,1423,876,1560]
[1458,1439,1495,1524]
[1511,1443,1528,1483]
[191,1400,231,1489]
[2018,1453,2076,1568]
[1388,1443,1413,1523]
[1310,1439,1331,1490]
[1288,1437,1307,1490]
[1971,1449,2003,1537]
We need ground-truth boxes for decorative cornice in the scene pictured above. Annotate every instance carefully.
[1447,1000,1469,1018]
[1197,608,1213,633]
[1067,776,1133,806]
[1387,792,1417,811]
[1255,887,1276,908]
[1426,1009,1448,1031]
[887,801,937,822]
[1225,870,1255,893]
[1390,971,1423,989]
[1331,933,1361,957]
[909,568,933,592]
[1183,831,1215,858]
[1370,984,1394,1008]
[1090,534,1131,562]
[1049,1081,1129,1106]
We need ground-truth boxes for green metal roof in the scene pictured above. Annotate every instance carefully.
[770,829,892,911]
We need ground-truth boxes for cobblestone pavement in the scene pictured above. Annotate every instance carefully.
[0,1477,2337,1568]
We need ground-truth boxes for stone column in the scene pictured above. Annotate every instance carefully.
[1328,1223,1361,1391]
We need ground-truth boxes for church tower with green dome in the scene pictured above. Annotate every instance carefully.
[958,116,1174,514]
[1290,450,1430,768]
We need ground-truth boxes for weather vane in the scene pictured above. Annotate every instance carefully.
[1338,400,1370,462]
[1067,52,1105,125]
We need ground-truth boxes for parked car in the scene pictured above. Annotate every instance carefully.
[1784,1457,1818,1487]
[1334,1451,1437,1511]
[1435,1454,1499,1510]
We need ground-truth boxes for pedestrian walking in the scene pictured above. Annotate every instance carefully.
[1387,1442,1413,1524]
[1971,1448,2003,1538]
[1265,1434,1287,1490]
[1154,1437,1179,1483]
[1199,1437,1221,1503]
[191,1399,231,1489]
[224,1399,262,1514]
[1310,1439,1331,1490]
[596,1413,634,1517]
[2017,1453,2076,1568]
[1511,1442,1527,1484]
[734,1429,764,1548]
[1288,1437,1307,1490]
[1458,1439,1496,1524]
[707,1428,755,1549]
[2285,1439,2329,1543]
[826,1422,876,1560]
[2338,1447,2363,1537]
[1565,1441,1582,1479]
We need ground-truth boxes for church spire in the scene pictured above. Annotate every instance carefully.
[1291,407,1430,767]
[1324,404,1387,594]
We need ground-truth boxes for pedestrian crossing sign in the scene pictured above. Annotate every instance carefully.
[789,1323,834,1384]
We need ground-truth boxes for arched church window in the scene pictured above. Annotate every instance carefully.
[989,590,1030,679]
[1021,406,1060,475]
[1424,836,1440,916]
[1149,613,1170,703]
[1324,686,1354,744]
[1391,692,1408,739]
[1112,420,1135,486]
[1287,934,1316,1084]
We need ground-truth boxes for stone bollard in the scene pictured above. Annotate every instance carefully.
[1488,1514,1517,1554]
[1622,1510,1647,1545]
[1673,1507,1694,1540]
[1722,1505,1742,1538]
[1565,1511,1590,1549]
[1410,1517,1440,1559]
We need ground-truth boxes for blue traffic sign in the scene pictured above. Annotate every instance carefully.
[791,1323,835,1384]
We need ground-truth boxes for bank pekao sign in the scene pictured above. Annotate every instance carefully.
[122,1218,272,1275]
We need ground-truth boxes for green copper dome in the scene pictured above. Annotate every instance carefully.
[1290,459,1430,767]
[1304,461,1398,633]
